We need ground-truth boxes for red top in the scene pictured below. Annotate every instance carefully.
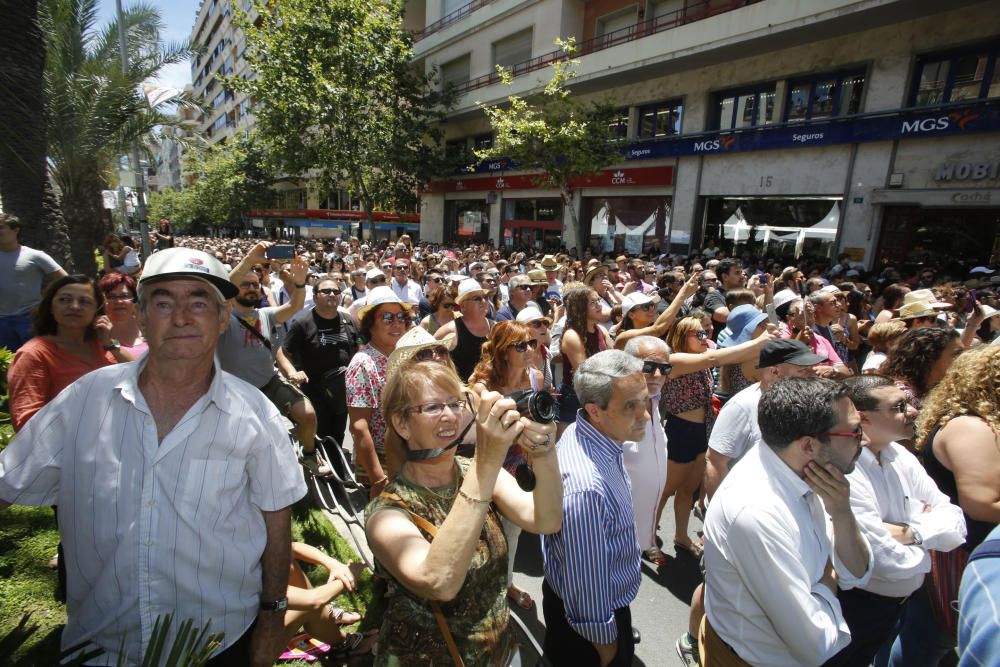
[8,336,115,431]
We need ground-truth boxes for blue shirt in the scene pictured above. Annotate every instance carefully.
[959,524,1000,666]
[542,411,641,644]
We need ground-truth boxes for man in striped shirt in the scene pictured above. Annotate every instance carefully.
[542,350,647,667]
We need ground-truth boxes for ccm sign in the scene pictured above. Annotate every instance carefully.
[935,161,1000,182]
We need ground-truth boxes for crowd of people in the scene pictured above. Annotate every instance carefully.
[0,210,998,667]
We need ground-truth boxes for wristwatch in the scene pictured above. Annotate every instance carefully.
[103,339,121,352]
[910,527,923,546]
[260,596,288,612]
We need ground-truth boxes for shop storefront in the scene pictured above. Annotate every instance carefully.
[702,196,842,262]
[502,197,563,249]
[445,199,491,243]
[583,195,672,255]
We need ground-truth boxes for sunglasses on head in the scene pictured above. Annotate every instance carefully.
[642,360,673,375]
[510,339,539,352]
[379,311,409,324]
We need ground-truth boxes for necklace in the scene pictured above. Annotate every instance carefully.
[404,460,459,500]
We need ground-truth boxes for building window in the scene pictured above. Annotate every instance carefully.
[608,108,629,140]
[714,85,776,130]
[786,71,866,122]
[440,54,471,90]
[597,6,638,47]
[212,91,225,109]
[473,133,494,151]
[493,28,532,70]
[445,138,469,160]
[638,100,682,138]
[912,43,1000,106]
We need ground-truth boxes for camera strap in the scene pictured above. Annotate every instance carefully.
[405,417,475,461]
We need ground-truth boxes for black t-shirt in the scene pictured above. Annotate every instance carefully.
[282,309,359,380]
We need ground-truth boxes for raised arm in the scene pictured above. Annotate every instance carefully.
[668,329,777,378]
[615,274,699,349]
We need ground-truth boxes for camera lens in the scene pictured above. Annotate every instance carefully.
[504,389,557,424]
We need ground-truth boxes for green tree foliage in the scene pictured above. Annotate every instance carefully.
[149,137,274,233]
[475,39,619,252]
[41,0,199,275]
[229,0,455,237]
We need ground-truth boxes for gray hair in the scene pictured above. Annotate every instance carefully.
[509,273,531,289]
[574,350,644,410]
[623,335,671,358]
[807,291,829,306]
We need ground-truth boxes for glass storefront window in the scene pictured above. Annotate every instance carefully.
[703,197,841,262]
[840,75,865,115]
[583,196,672,255]
[718,97,735,130]
[785,71,866,122]
[637,100,683,138]
[715,86,776,129]
[878,206,1000,268]
[811,80,836,119]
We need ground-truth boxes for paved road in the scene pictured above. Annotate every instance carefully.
[328,429,702,666]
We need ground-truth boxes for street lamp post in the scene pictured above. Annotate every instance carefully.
[115,0,152,259]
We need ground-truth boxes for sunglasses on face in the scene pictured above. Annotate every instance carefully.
[240,282,261,289]
[642,360,673,376]
[690,330,709,340]
[527,319,551,329]
[510,339,539,353]
[514,285,533,291]
[428,277,443,283]
[316,288,341,296]
[414,346,449,362]
[395,265,410,271]
[637,303,656,312]
[379,312,409,324]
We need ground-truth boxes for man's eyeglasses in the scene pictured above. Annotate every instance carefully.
[689,330,709,340]
[510,339,539,353]
[814,428,864,444]
[413,346,449,362]
[240,282,261,290]
[379,312,410,324]
[316,288,341,296]
[407,399,467,417]
[514,285,533,292]
[395,265,410,272]
[642,360,673,376]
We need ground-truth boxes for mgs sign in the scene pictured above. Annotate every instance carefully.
[901,111,980,135]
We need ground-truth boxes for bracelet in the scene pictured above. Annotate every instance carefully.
[458,488,491,506]
[372,475,388,486]
[294,282,306,289]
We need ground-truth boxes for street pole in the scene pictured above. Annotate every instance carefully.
[115,0,152,259]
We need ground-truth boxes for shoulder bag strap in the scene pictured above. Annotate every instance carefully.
[378,492,465,667]
[234,313,271,350]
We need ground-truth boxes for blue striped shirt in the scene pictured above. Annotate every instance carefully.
[541,411,641,644]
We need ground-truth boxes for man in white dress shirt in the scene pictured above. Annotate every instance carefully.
[826,375,966,667]
[703,377,873,667]
[0,249,306,667]
[389,258,422,305]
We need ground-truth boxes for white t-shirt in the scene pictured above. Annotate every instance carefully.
[0,246,62,316]
[862,351,887,373]
[708,383,762,466]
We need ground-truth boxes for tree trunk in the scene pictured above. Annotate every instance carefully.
[560,184,584,255]
[0,0,74,270]
[62,174,107,277]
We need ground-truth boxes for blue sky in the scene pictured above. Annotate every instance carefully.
[96,0,201,91]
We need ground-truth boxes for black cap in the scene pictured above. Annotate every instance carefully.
[758,339,827,368]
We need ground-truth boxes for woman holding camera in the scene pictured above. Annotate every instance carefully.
[365,361,562,666]
[469,321,552,610]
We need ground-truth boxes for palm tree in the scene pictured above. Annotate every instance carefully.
[42,0,197,275]
[0,0,73,268]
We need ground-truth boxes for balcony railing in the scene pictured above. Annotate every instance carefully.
[414,0,498,42]
[454,0,760,95]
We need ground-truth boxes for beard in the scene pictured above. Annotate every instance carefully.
[235,293,259,307]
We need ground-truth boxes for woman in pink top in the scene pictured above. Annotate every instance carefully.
[8,275,130,431]
[97,272,148,358]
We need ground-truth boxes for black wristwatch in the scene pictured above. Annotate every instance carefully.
[260,596,288,612]
[103,339,121,352]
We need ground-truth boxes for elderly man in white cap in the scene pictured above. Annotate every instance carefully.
[435,278,493,381]
[0,248,307,666]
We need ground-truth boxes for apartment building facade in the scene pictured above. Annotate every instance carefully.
[188,0,257,147]
[412,0,1000,269]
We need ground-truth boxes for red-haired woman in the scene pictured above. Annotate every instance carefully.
[469,320,550,610]
[97,273,147,357]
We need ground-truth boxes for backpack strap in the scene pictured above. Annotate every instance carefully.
[377,491,465,667]
[234,313,272,350]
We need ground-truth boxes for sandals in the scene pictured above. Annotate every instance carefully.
[674,540,704,558]
[643,547,669,567]
[329,630,378,657]
[507,586,534,610]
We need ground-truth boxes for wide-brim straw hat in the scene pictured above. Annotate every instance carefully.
[385,326,456,382]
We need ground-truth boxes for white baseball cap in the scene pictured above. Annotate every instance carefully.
[357,286,410,320]
[365,268,386,282]
[456,279,487,304]
[139,248,238,300]
[516,306,549,323]
[621,292,659,317]
[772,289,802,311]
